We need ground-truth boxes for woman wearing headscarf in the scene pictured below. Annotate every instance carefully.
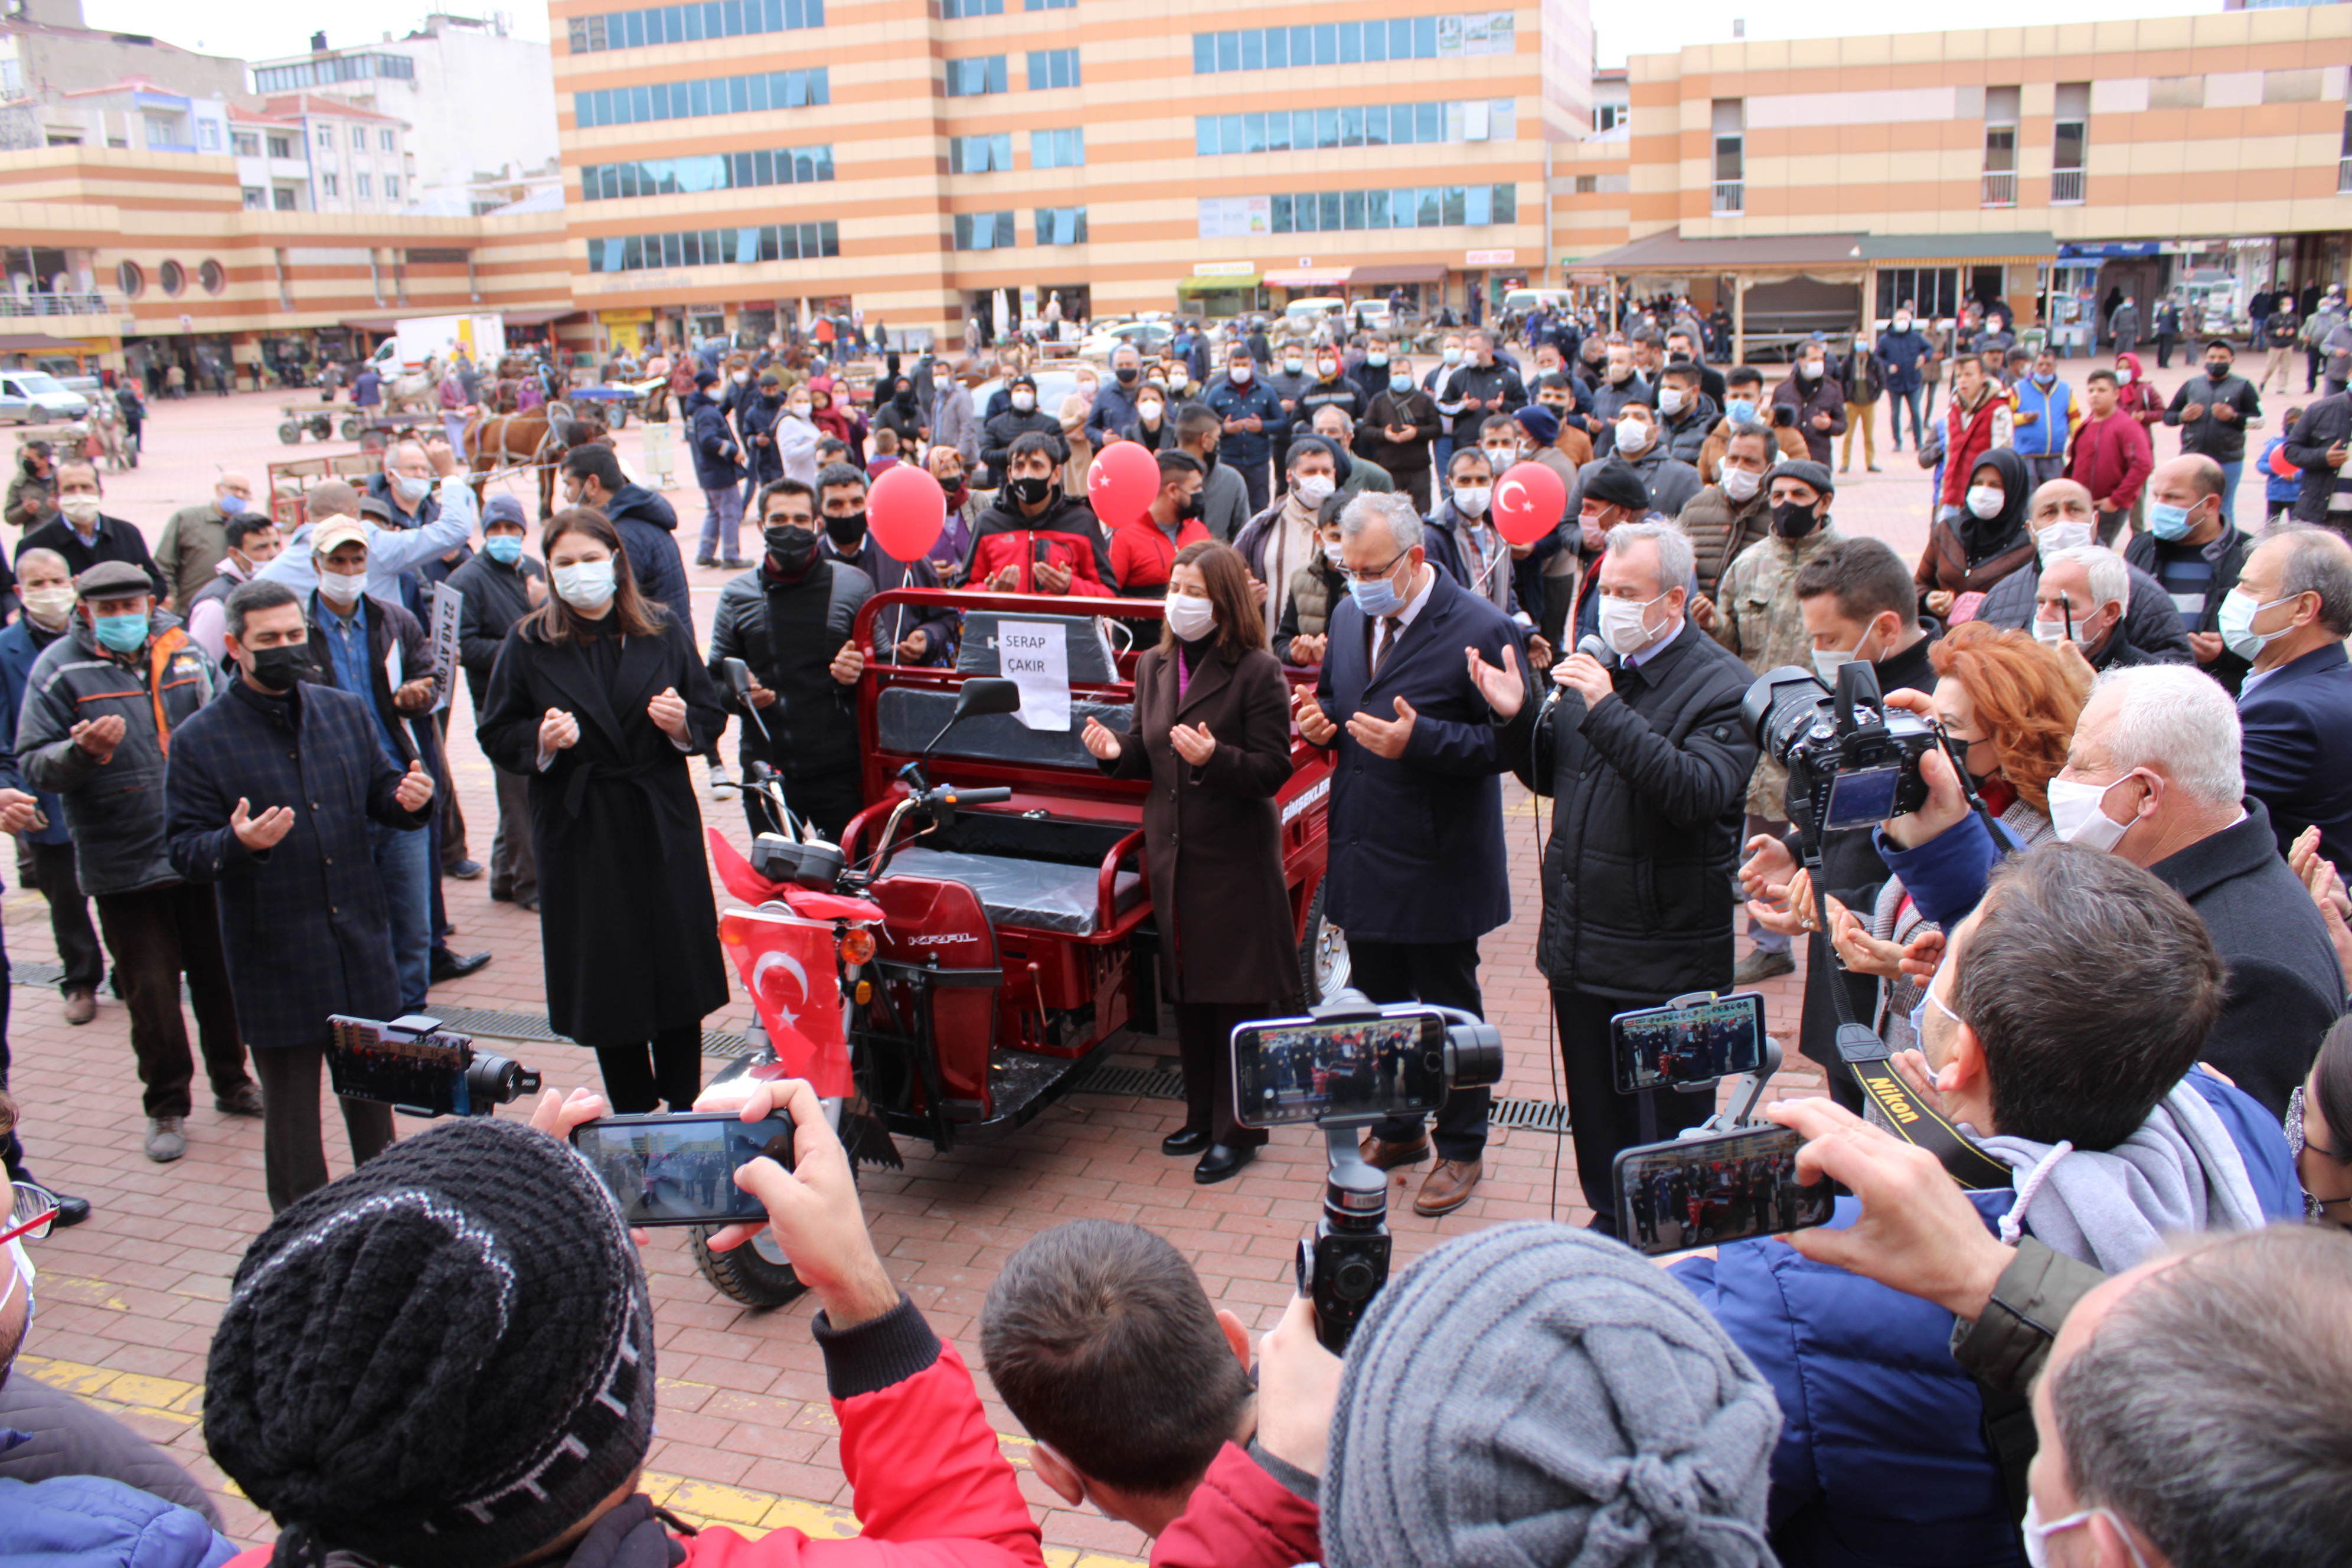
[1913,445,2037,619]
[807,377,866,465]
[475,508,729,1113]
[874,375,923,450]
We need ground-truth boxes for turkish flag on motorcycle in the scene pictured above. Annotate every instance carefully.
[718,906,854,1096]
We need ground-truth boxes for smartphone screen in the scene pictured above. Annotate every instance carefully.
[1231,1012,1445,1127]
[1613,1125,1832,1257]
[569,1113,795,1226]
[1611,993,1766,1095]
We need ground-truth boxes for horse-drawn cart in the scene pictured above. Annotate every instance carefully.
[266,450,379,529]
[276,403,360,445]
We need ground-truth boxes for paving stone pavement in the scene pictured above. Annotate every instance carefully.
[2,361,2275,1554]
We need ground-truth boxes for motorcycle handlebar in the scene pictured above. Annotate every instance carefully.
[939,786,1011,805]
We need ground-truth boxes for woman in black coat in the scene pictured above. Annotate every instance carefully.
[1082,540,1298,1182]
[476,507,730,1112]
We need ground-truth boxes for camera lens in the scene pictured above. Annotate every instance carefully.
[1446,1023,1505,1089]
[464,1051,542,1109]
[1334,1257,1380,1299]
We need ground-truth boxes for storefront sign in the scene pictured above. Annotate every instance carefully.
[1193,261,1256,277]
[1465,250,1516,266]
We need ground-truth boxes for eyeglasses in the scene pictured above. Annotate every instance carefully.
[1335,545,1409,585]
[2,1181,59,1247]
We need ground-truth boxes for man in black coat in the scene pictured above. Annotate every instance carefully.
[164,579,436,1211]
[15,459,164,602]
[2163,339,2263,525]
[558,443,692,631]
[447,495,545,909]
[1474,519,1761,1233]
[1292,492,1521,1218]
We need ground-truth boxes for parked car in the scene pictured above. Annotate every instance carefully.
[1280,297,1347,338]
[1078,320,1175,361]
[31,357,99,396]
[0,370,90,424]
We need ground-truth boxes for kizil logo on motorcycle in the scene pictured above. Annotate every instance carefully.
[904,932,979,946]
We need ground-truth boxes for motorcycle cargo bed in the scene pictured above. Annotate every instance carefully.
[888,847,1144,936]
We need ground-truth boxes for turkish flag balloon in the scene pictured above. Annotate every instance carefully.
[867,464,946,561]
[1491,460,1567,546]
[1087,439,1159,529]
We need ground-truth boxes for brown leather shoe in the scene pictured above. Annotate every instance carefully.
[62,988,95,1025]
[1359,1132,1430,1171]
[1412,1158,1483,1217]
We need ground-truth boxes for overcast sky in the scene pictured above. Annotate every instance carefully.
[81,0,2216,73]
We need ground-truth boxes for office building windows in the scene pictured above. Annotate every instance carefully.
[254,53,414,91]
[1195,99,1513,153]
[1027,48,1079,89]
[1034,205,1087,244]
[587,221,839,272]
[1026,0,1074,8]
[567,0,824,53]
[575,68,828,126]
[1192,12,1512,74]
[946,55,1008,96]
[582,145,835,198]
[1031,127,1083,167]
[953,211,1017,250]
[941,0,1001,13]
[950,133,1013,173]
[1204,182,1515,237]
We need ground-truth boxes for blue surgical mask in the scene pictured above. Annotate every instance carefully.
[217,492,247,515]
[1347,567,1404,617]
[1726,398,1756,426]
[485,535,524,564]
[1390,374,1413,394]
[2147,500,2197,541]
[92,612,148,654]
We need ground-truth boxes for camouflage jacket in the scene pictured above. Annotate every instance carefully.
[1709,524,1846,821]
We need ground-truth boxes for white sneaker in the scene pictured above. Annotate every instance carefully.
[709,761,738,798]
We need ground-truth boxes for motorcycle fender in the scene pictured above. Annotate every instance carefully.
[868,876,1000,1111]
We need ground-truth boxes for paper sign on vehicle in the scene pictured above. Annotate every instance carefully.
[999,619,1070,731]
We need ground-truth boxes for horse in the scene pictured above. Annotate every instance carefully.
[463,400,611,518]
[383,354,440,416]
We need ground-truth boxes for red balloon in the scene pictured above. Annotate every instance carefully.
[1087,439,1160,530]
[867,463,946,561]
[1491,460,1567,546]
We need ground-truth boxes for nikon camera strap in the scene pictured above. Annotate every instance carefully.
[1832,1022,2017,1189]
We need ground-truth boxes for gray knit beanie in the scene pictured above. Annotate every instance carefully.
[1324,1222,1780,1568]
[204,1116,658,1568]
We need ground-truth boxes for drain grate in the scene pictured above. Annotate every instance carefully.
[1491,1096,1573,1135]
[1065,1063,1188,1100]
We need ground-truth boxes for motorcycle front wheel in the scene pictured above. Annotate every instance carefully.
[691,1224,808,1309]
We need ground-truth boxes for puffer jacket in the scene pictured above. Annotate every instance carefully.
[1696,416,1808,486]
[1499,618,1759,995]
[740,392,788,487]
[1274,557,1341,665]
[1676,1069,2297,1568]
[963,492,1118,597]
[685,388,744,489]
[1657,391,1719,466]
[0,1476,236,1568]
[704,558,873,777]
[1677,482,1774,602]
[1772,368,1847,465]
[1709,525,1845,819]
[1975,554,2196,670]
[18,610,216,896]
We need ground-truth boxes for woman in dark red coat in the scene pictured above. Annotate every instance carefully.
[1083,541,1298,1182]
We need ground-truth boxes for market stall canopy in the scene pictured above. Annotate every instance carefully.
[1347,263,1448,286]
[1860,232,2058,266]
[0,333,87,353]
[1583,227,1867,282]
[1263,267,1353,288]
[1177,269,1259,294]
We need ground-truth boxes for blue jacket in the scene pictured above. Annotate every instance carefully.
[1872,328,1932,395]
[2259,432,2303,506]
[2007,375,2073,459]
[1203,377,1289,474]
[740,391,787,487]
[0,616,73,845]
[0,1475,236,1568]
[684,388,744,489]
[602,484,692,631]
[1309,567,1517,944]
[2239,639,2352,881]
[1676,1069,2298,1568]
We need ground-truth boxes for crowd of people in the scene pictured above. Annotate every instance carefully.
[1,289,2351,1566]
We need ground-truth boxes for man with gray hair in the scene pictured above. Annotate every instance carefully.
[2229,524,2352,880]
[1291,489,1522,1216]
[1878,662,2342,1116]
[1467,516,1760,1231]
[2033,543,2181,672]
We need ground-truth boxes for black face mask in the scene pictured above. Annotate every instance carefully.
[760,390,781,404]
[244,643,316,692]
[1114,365,1139,386]
[2204,360,2231,380]
[1770,501,1820,538]
[1007,475,1054,508]
[893,390,916,411]
[765,525,818,570]
[1198,446,1219,475]
[825,511,868,549]
[1176,493,1206,521]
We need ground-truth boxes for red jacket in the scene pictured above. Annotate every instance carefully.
[965,493,1119,597]
[2115,353,2166,429]
[1939,390,2012,507]
[1152,1443,1322,1568]
[226,1308,1043,1568]
[1108,512,1212,595]
[2066,409,2155,511]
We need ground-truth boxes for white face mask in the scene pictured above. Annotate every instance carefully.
[2034,519,2094,560]
[58,494,102,526]
[1138,399,1164,422]
[1966,486,2006,521]
[1452,485,1491,516]
[1295,474,1335,507]
[1721,466,1762,502]
[1011,391,1035,411]
[1615,417,1652,455]
[1894,313,1913,329]
[1598,589,1669,656]
[316,568,365,607]
[1658,387,1685,415]
[21,584,76,625]
[1164,592,1217,642]
[1321,539,1347,567]
[788,401,812,418]
[552,557,617,607]
[2046,773,2137,852]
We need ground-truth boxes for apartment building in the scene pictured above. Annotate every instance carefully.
[553,0,1589,346]
[260,92,414,216]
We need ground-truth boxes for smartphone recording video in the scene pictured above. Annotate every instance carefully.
[1612,1125,1832,1257]
[569,1112,795,1227]
[1231,1012,1446,1127]
[1610,993,1766,1095]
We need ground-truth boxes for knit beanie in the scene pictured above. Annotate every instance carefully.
[1765,458,1835,498]
[1324,1222,1780,1568]
[204,1117,656,1568]
[1513,404,1562,448]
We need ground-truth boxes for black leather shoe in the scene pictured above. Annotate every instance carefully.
[431,949,492,982]
[24,1184,89,1227]
[1161,1126,1211,1157]
[1194,1144,1256,1184]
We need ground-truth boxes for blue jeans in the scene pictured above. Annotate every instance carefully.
[698,485,744,563]
[1889,386,1926,449]
[371,818,433,1014]
[2218,459,2243,526]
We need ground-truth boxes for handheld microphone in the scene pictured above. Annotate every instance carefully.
[1576,633,1616,668]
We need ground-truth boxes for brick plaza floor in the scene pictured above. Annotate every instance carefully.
[1,354,2281,1556]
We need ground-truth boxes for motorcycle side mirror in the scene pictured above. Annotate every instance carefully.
[953,677,1021,721]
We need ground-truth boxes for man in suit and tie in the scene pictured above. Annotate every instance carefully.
[1291,491,1521,1216]
[2230,524,2352,878]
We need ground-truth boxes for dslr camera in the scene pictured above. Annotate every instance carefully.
[1230,989,1503,1351]
[1743,661,1939,847]
[325,1014,541,1119]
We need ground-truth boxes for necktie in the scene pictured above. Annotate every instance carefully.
[1371,615,1403,677]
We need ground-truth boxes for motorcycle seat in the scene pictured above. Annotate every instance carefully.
[887,847,1144,936]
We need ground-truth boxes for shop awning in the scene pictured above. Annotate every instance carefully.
[1263,267,1353,289]
[1177,271,1257,295]
[1348,263,1446,286]
[1860,232,2057,266]
[0,332,90,353]
[499,308,580,326]
[1583,228,1866,276]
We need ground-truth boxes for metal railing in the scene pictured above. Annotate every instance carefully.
[2051,168,2085,205]
[1711,178,1743,214]
[1981,171,2017,208]
[0,291,116,318]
